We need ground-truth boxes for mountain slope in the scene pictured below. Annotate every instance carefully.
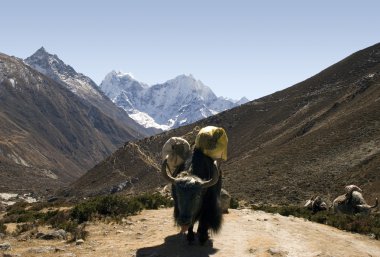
[0,53,145,192]
[25,47,156,136]
[99,72,248,130]
[69,43,380,204]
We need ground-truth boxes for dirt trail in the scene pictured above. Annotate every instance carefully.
[2,208,380,257]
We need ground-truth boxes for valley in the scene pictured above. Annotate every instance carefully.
[1,208,379,257]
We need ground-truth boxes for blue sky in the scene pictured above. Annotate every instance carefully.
[1,0,379,100]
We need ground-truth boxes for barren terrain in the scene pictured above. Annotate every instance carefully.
[1,208,380,257]
[69,43,380,206]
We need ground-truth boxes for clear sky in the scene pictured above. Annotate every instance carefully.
[1,0,379,100]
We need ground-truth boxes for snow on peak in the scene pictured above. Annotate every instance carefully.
[105,70,136,80]
[99,72,247,130]
[116,71,135,79]
[101,70,148,101]
[161,74,217,103]
[25,47,102,99]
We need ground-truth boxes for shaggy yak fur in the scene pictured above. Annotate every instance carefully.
[171,149,222,244]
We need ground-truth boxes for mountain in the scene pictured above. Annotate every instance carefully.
[0,52,147,194]
[99,72,248,130]
[68,43,380,205]
[25,47,156,136]
[25,47,102,100]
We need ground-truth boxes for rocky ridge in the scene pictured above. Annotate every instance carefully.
[0,52,144,193]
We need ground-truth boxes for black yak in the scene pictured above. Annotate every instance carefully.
[161,148,222,244]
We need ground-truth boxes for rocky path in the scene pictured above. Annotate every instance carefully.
[1,208,380,257]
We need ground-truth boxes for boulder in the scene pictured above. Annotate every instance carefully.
[221,189,231,213]
[0,243,11,251]
[37,229,67,240]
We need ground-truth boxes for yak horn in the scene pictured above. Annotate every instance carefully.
[200,161,220,189]
[161,159,176,184]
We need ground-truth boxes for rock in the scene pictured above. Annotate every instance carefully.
[47,196,59,202]
[221,188,231,213]
[36,232,45,238]
[76,239,85,245]
[116,230,124,234]
[17,229,39,242]
[0,243,11,251]
[368,233,376,239]
[27,246,56,254]
[55,247,66,252]
[3,253,22,257]
[36,229,67,240]
[59,253,76,257]
[0,233,5,239]
[267,248,288,257]
[38,229,67,240]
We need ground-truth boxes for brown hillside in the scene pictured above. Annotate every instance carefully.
[69,43,380,204]
[0,53,143,192]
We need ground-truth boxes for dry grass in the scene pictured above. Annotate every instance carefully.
[252,205,380,240]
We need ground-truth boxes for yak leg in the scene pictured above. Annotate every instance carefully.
[197,222,209,245]
[187,225,195,242]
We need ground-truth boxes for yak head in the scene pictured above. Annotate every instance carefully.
[161,158,219,232]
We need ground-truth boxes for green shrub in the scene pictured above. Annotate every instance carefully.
[252,205,380,240]
[29,201,67,212]
[135,193,173,209]
[6,201,29,213]
[2,208,60,224]
[71,193,172,224]
[68,223,88,242]
[0,222,6,234]
[0,193,174,241]
[45,210,73,230]
[71,200,98,223]
[70,194,143,223]
[230,197,239,209]
[97,195,143,216]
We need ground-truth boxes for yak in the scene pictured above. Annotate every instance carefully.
[161,148,222,244]
[333,185,378,215]
[304,196,328,213]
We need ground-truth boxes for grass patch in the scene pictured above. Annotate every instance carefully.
[252,205,380,240]
[13,222,38,236]
[0,193,173,240]
[0,222,6,234]
[71,193,172,223]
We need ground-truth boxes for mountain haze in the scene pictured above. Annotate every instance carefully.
[69,43,380,204]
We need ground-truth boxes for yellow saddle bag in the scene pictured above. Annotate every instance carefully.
[195,126,228,160]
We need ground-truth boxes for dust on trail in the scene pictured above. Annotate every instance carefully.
[2,208,380,257]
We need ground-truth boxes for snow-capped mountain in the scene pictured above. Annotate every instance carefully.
[25,47,102,99]
[100,72,249,130]
[0,51,147,186]
[24,47,248,132]
[25,47,155,136]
